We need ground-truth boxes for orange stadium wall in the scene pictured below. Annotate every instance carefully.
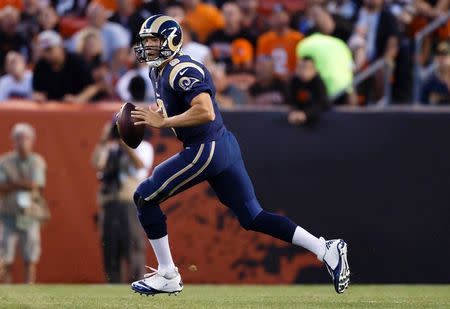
[0,102,320,284]
[1,103,450,284]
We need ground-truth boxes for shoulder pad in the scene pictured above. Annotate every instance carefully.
[169,62,206,91]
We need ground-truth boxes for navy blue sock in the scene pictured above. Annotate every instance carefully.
[247,210,297,243]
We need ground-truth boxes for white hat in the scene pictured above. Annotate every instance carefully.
[37,30,63,50]
[11,123,36,140]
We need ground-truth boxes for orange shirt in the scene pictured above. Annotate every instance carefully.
[0,0,22,10]
[185,3,225,43]
[92,0,117,11]
[257,29,303,78]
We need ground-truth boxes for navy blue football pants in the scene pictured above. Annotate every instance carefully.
[133,130,297,242]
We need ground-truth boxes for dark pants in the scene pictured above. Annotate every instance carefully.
[135,131,263,229]
[102,200,145,283]
[134,130,298,244]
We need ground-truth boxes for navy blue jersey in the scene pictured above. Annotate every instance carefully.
[149,54,226,146]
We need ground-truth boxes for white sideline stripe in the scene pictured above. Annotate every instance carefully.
[166,141,216,198]
[144,144,205,201]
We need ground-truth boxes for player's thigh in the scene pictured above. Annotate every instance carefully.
[208,159,262,226]
[136,142,215,203]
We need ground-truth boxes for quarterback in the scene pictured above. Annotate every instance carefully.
[129,15,350,295]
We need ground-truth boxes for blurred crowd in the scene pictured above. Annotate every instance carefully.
[0,0,448,113]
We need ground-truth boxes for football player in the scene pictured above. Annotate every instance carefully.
[129,15,350,295]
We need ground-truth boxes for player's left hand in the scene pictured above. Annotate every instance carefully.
[131,106,166,128]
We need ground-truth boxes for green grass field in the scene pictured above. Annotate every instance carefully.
[0,285,448,309]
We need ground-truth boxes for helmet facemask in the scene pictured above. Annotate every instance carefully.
[134,33,179,68]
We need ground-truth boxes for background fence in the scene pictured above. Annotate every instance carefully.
[0,102,449,283]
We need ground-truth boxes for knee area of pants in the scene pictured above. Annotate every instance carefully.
[137,206,167,239]
[133,191,159,208]
[133,191,141,207]
[242,210,266,231]
[238,215,254,230]
[137,205,165,223]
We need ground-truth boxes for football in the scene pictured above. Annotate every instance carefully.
[116,102,145,149]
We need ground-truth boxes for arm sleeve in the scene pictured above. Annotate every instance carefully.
[32,155,46,187]
[170,64,213,105]
[0,78,7,100]
[134,141,154,181]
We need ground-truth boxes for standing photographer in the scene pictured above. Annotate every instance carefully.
[92,120,153,283]
[0,123,49,284]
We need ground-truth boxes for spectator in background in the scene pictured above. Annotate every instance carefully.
[181,21,212,64]
[92,121,153,283]
[0,123,49,284]
[413,0,449,45]
[70,2,130,63]
[0,6,29,75]
[384,0,415,102]
[210,63,248,107]
[206,1,255,72]
[128,75,147,102]
[37,5,60,33]
[76,27,103,69]
[415,0,449,20]
[30,4,60,64]
[325,0,359,41]
[237,0,268,37]
[109,0,146,46]
[288,56,329,125]
[225,39,255,93]
[294,3,354,42]
[297,33,354,102]
[76,27,114,101]
[32,30,100,103]
[385,0,415,27]
[229,38,254,73]
[18,0,41,39]
[131,0,163,29]
[53,0,89,16]
[248,56,288,105]
[348,0,400,103]
[116,63,156,103]
[0,52,33,101]
[109,47,133,89]
[348,0,399,71]
[256,4,303,79]
[421,41,450,105]
[327,0,359,22]
[183,0,225,43]
[164,3,212,64]
[165,0,186,23]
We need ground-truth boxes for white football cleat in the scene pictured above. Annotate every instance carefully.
[131,266,183,296]
[319,238,350,294]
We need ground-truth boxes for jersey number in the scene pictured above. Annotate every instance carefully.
[156,98,177,137]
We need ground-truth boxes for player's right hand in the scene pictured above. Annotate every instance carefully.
[131,106,166,129]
